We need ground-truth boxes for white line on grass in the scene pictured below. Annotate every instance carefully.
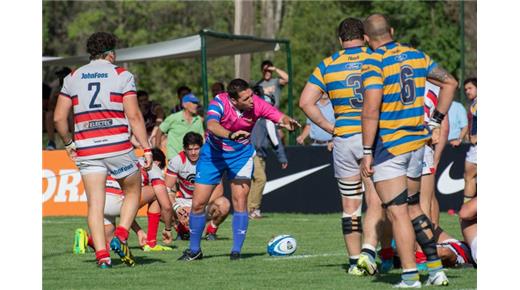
[264,252,344,261]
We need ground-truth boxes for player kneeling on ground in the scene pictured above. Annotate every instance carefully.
[165,132,230,241]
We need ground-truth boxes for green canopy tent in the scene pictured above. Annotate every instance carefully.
[43,29,295,144]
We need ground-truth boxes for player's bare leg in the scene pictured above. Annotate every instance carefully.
[430,192,440,226]
[463,161,477,201]
[110,171,141,267]
[205,197,231,240]
[229,179,251,260]
[407,176,448,285]
[179,183,216,261]
[357,176,384,275]
[339,176,363,272]
[375,176,417,271]
[82,172,110,266]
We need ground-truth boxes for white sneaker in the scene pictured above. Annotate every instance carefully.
[393,280,422,288]
[425,271,449,286]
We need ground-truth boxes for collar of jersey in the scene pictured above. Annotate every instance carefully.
[90,59,111,64]
[379,41,397,50]
[343,46,363,54]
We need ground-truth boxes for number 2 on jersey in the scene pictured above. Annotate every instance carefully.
[88,82,101,109]
[346,74,363,109]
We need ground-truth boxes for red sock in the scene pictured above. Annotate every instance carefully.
[415,251,427,263]
[87,234,95,250]
[95,249,110,264]
[205,222,218,235]
[380,247,395,260]
[87,234,109,251]
[146,212,161,247]
[114,226,129,243]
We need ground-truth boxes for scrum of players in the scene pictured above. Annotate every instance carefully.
[64,13,476,288]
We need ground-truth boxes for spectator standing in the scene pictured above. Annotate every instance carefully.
[133,90,164,148]
[248,95,288,219]
[171,85,192,114]
[257,60,289,109]
[157,93,204,160]
[296,93,334,147]
[447,100,468,147]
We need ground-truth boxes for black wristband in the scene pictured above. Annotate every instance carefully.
[228,132,235,140]
[64,139,74,146]
[164,228,172,232]
[363,146,373,155]
[431,110,445,124]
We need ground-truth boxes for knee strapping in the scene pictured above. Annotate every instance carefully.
[338,180,364,198]
[412,214,438,261]
[407,192,420,205]
[382,189,408,208]
[342,216,362,235]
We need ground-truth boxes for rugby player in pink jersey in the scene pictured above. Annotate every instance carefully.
[54,32,152,268]
[178,78,300,261]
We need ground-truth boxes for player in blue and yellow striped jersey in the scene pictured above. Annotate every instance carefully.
[299,18,383,277]
[359,14,458,288]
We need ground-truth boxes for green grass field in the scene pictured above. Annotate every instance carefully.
[43,213,476,289]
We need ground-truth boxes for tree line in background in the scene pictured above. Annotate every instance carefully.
[43,0,476,124]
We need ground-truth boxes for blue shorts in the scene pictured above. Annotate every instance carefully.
[195,143,255,185]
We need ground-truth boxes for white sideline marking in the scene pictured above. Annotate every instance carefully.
[264,252,344,261]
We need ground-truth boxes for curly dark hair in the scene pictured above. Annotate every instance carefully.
[86,32,117,60]
[151,148,166,170]
[183,132,203,149]
[338,18,364,42]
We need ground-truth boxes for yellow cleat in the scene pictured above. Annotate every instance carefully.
[143,244,173,252]
[73,228,88,254]
[357,253,378,276]
[347,265,366,276]
[110,237,135,267]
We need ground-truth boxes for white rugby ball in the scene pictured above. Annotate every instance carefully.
[267,234,297,256]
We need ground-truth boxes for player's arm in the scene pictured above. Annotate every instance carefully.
[124,95,151,149]
[164,173,178,205]
[206,118,245,139]
[152,183,173,230]
[426,66,458,115]
[54,93,76,158]
[130,220,147,247]
[459,197,477,221]
[433,116,449,168]
[299,83,334,134]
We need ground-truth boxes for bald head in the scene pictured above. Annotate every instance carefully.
[364,14,392,41]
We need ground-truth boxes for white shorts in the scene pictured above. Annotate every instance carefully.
[373,147,425,183]
[76,151,139,179]
[470,236,477,264]
[466,145,477,164]
[103,193,124,226]
[333,134,363,178]
[422,145,435,176]
[174,198,212,220]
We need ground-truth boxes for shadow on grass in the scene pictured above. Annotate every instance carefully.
[203,251,266,260]
[81,255,167,266]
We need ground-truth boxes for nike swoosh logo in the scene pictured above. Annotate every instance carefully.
[437,162,464,195]
[263,164,330,195]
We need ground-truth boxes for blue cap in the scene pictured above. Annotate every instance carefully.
[182,93,199,104]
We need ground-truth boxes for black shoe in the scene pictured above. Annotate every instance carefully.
[178,249,203,261]
[230,251,241,261]
[206,233,217,241]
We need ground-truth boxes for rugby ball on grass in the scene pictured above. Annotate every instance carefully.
[267,235,297,256]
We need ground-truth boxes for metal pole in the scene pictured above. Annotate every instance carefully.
[460,0,465,103]
[285,41,295,145]
[200,31,209,113]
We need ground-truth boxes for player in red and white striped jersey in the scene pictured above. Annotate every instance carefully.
[165,132,230,241]
[54,32,152,268]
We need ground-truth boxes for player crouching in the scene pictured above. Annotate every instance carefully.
[165,132,231,241]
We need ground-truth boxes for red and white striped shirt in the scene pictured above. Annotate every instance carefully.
[424,81,439,124]
[106,175,124,196]
[60,59,136,160]
[138,157,165,187]
[166,151,196,199]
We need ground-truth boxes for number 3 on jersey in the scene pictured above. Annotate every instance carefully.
[346,74,363,109]
[88,82,101,109]
[399,65,416,105]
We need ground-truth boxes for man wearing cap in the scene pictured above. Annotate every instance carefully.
[157,93,204,160]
